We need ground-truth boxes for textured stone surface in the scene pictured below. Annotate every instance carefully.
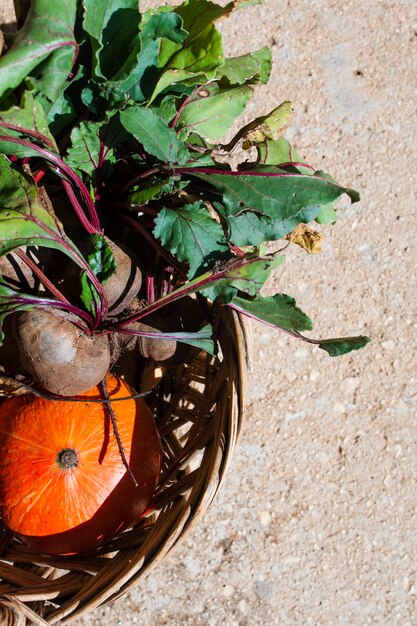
[1,0,416,623]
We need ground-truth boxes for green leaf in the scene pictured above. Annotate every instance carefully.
[150,29,224,102]
[120,106,190,165]
[175,0,233,34]
[79,271,100,316]
[243,101,294,146]
[0,91,57,156]
[173,324,214,354]
[83,235,116,284]
[220,206,319,246]
[65,121,108,175]
[65,115,127,175]
[229,293,370,357]
[82,0,141,80]
[200,253,283,302]
[120,255,284,332]
[119,253,283,335]
[231,293,313,331]
[315,202,338,224]
[150,0,230,102]
[129,176,187,205]
[144,6,188,68]
[30,46,77,102]
[74,234,116,314]
[317,336,371,357]
[177,84,252,141]
[150,93,180,124]
[0,155,80,259]
[216,46,272,85]
[187,168,359,245]
[40,64,86,133]
[254,137,311,171]
[153,201,230,278]
[107,9,187,104]
[0,0,78,101]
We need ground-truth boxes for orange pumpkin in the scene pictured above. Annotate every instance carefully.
[0,375,162,555]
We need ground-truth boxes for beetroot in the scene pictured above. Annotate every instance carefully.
[16,309,111,396]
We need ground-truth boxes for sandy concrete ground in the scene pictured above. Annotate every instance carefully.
[1,0,416,624]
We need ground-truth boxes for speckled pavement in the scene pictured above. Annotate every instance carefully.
[1,0,416,624]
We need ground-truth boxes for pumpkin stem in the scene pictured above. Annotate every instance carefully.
[100,377,139,488]
[57,448,78,469]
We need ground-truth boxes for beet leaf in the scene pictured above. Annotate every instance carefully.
[153,201,230,279]
[0,0,78,102]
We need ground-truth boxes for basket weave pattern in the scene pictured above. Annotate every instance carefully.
[0,306,251,625]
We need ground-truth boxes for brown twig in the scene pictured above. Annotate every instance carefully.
[100,377,139,487]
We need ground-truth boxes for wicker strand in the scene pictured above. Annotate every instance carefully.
[0,595,50,626]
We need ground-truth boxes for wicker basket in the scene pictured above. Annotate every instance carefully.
[0,304,251,625]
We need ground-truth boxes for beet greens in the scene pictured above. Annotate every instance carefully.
[0,0,370,382]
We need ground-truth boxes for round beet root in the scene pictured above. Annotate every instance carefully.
[129,297,207,365]
[64,238,142,317]
[132,320,178,363]
[16,310,111,396]
[103,239,142,316]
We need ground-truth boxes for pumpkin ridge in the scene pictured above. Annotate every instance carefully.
[63,471,113,523]
[14,475,55,532]
[61,473,90,528]
[0,425,56,456]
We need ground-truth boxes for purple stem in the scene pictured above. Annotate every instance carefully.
[116,256,265,328]
[5,297,93,333]
[174,166,317,179]
[0,121,56,150]
[147,276,155,304]
[271,161,316,171]
[0,135,101,231]
[62,180,97,235]
[115,327,205,342]
[14,249,69,303]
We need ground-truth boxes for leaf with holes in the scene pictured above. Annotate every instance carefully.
[216,46,272,85]
[177,84,252,141]
[183,167,359,245]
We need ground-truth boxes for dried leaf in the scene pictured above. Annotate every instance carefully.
[284,223,324,254]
